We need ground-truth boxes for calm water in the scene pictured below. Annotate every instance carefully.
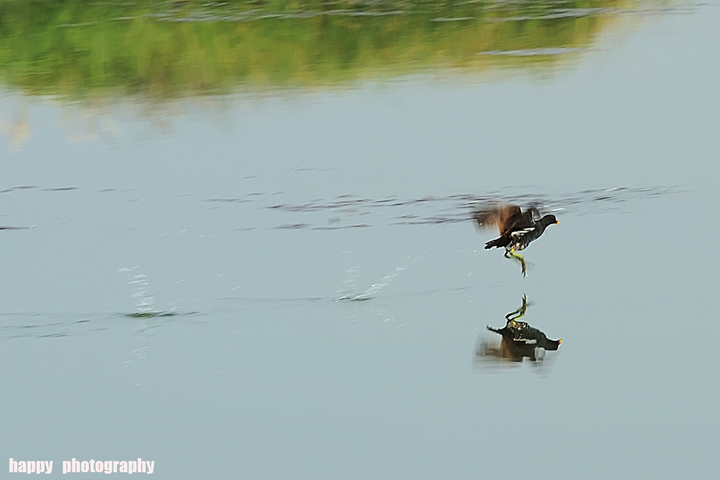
[2,1,720,479]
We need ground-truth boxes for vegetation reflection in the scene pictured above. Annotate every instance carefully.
[0,0,628,99]
[476,294,562,364]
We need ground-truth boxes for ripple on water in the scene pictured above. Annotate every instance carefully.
[240,186,679,230]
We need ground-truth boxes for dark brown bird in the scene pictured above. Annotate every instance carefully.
[472,204,558,275]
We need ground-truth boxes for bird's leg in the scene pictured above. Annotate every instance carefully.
[504,308,521,322]
[505,295,529,323]
[505,248,527,277]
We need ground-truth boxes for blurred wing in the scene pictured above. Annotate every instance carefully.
[472,204,521,235]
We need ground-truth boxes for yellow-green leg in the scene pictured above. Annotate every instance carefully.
[505,294,528,323]
[504,248,527,277]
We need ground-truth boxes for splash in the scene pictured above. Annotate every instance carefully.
[335,265,407,302]
[119,267,156,316]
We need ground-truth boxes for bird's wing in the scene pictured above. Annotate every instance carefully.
[496,205,522,235]
[510,226,536,238]
[529,207,542,221]
[472,204,521,235]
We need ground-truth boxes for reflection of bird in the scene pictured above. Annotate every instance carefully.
[472,204,558,275]
[478,295,561,363]
[487,322,562,351]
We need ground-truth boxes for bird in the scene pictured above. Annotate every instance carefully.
[479,295,562,362]
[472,203,558,276]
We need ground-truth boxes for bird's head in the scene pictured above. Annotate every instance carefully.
[542,214,559,226]
[546,338,562,351]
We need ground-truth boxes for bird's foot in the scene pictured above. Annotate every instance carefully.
[505,249,527,277]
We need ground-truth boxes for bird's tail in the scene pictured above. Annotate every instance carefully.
[484,237,505,249]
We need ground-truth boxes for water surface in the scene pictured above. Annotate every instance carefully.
[2,1,720,479]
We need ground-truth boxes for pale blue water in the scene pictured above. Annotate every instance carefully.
[2,3,720,479]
